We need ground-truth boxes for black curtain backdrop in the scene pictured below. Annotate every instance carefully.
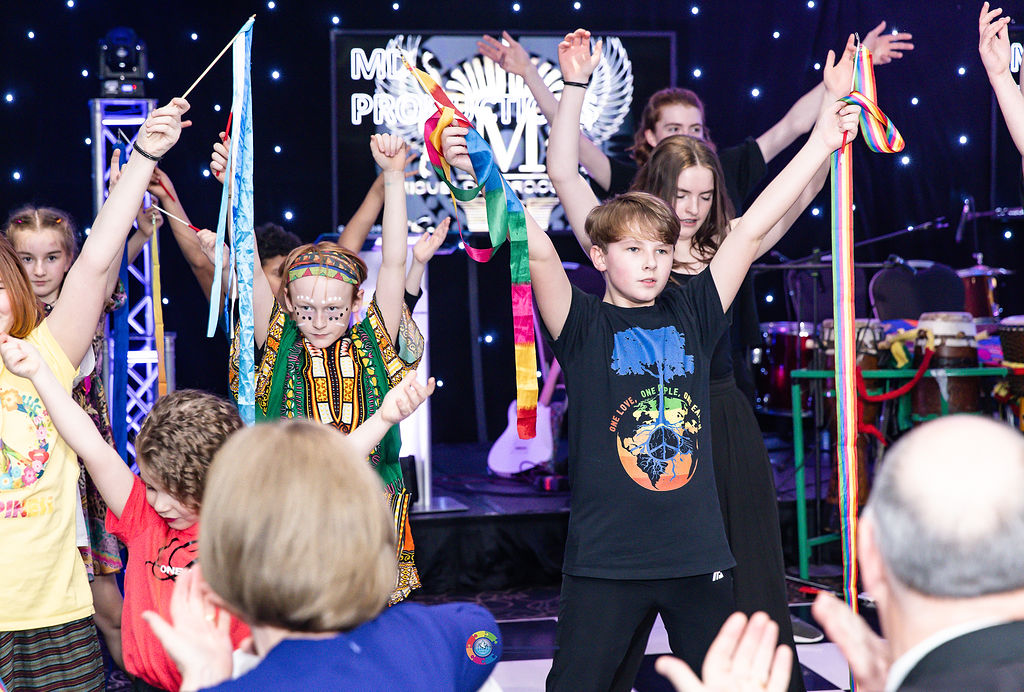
[1,0,1021,444]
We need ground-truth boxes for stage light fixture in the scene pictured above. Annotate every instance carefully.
[436,379,445,388]
[392,2,400,8]
[810,207,820,216]
[147,71,154,79]
[67,0,75,7]
[98,27,147,97]
[162,297,169,305]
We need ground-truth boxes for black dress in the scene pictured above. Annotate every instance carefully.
[670,272,802,692]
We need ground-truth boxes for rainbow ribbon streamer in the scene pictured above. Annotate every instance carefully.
[403,60,538,439]
[830,45,904,616]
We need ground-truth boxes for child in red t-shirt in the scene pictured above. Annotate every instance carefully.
[0,336,249,691]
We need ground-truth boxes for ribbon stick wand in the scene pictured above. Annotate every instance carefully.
[180,14,256,99]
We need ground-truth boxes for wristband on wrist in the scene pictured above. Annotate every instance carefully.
[562,80,590,89]
[133,141,162,162]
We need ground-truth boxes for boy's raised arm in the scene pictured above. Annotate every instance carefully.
[547,29,604,252]
[370,134,412,343]
[0,336,134,517]
[347,371,436,460]
[441,126,573,339]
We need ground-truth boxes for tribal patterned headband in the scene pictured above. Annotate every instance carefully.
[287,249,362,285]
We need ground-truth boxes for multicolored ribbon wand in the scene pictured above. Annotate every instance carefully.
[830,43,905,617]
[402,59,539,439]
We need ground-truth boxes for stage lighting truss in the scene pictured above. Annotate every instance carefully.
[89,97,174,464]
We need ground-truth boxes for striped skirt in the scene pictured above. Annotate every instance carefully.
[0,617,104,691]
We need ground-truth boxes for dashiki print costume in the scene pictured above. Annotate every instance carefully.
[230,250,424,604]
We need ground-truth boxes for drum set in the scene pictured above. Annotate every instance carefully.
[753,253,1018,422]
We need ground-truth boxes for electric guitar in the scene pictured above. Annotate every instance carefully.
[487,360,561,478]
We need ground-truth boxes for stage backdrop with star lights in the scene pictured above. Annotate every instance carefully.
[0,0,1021,443]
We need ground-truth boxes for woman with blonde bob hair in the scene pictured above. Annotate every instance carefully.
[144,411,501,692]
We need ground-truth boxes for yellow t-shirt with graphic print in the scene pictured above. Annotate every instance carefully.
[0,320,91,631]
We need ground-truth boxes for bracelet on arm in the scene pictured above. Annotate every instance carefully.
[133,141,162,162]
[562,80,590,89]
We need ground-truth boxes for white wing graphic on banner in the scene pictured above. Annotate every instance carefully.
[585,37,634,145]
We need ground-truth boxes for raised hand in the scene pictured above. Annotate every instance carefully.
[370,133,409,172]
[196,229,227,268]
[147,168,178,204]
[136,98,191,160]
[477,31,531,76]
[108,148,126,192]
[811,592,891,691]
[812,101,861,152]
[557,28,603,85]
[862,21,914,65]
[413,217,451,265]
[142,566,234,691]
[135,205,164,238]
[440,126,474,175]
[210,135,230,184]
[378,371,436,425]
[980,2,1013,79]
[823,34,858,96]
[655,612,793,692]
[0,334,42,379]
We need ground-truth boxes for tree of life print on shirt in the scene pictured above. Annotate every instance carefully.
[608,326,700,491]
[0,389,53,494]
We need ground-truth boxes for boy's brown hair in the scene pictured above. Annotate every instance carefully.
[584,191,681,252]
[134,390,243,511]
[201,420,396,632]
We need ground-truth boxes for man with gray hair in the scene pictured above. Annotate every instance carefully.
[812,413,1024,691]
[655,414,1024,691]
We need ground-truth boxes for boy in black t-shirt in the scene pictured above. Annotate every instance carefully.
[439,30,860,688]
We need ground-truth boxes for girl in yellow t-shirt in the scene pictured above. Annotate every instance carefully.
[0,98,190,691]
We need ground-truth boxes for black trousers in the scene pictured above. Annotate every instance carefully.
[546,571,735,692]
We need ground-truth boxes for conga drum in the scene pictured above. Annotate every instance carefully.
[913,312,980,419]
[752,322,814,413]
[821,319,886,506]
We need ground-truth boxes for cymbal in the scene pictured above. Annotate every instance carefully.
[957,265,1015,278]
